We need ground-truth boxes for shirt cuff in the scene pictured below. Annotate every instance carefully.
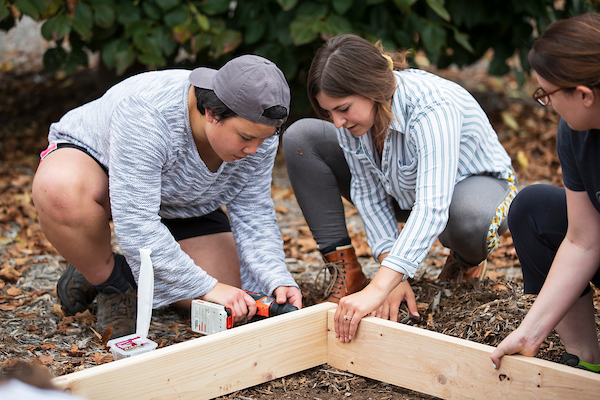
[380,254,418,280]
[263,277,300,296]
[371,238,397,260]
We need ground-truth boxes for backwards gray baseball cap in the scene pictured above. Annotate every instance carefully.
[189,55,290,127]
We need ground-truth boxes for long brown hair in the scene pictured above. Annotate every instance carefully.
[307,34,409,153]
[529,13,600,91]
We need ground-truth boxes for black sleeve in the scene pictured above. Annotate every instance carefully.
[557,119,585,192]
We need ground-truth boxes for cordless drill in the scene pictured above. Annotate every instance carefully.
[245,290,298,318]
[191,291,298,335]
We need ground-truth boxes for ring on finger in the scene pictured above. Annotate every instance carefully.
[343,315,351,321]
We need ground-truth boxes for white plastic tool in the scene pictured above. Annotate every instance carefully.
[107,248,158,360]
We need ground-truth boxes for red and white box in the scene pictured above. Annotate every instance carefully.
[107,334,158,360]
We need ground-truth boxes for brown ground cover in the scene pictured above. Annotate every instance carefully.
[0,61,598,400]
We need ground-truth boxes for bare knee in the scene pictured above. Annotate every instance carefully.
[32,168,108,227]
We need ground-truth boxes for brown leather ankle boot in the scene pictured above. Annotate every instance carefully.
[438,250,487,283]
[320,245,368,303]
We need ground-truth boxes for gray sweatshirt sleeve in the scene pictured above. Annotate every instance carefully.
[107,97,217,308]
[227,138,299,295]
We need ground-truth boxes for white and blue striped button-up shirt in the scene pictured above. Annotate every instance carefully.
[336,69,512,279]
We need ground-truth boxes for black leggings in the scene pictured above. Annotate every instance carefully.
[282,118,514,264]
[508,184,600,295]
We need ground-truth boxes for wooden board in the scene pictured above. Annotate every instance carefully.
[53,303,600,400]
[53,302,336,400]
[327,310,600,399]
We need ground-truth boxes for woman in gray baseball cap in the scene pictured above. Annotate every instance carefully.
[32,55,301,337]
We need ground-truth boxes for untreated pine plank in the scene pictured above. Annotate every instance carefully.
[327,310,600,399]
[53,302,337,400]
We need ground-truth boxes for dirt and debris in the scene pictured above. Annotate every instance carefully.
[1,44,599,399]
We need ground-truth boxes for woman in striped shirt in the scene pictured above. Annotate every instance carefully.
[283,34,516,342]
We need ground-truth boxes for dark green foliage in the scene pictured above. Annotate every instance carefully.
[2,0,599,114]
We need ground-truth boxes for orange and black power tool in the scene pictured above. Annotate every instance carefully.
[191,291,298,335]
[245,290,298,318]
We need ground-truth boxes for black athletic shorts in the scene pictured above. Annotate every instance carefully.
[40,142,108,174]
[161,209,232,241]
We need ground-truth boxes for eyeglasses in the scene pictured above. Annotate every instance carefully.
[532,86,563,106]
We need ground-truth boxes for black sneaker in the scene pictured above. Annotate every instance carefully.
[560,352,600,373]
[96,286,137,339]
[57,263,99,316]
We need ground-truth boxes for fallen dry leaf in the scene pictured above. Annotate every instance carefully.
[35,354,54,365]
[26,289,46,297]
[16,312,37,321]
[52,303,65,317]
[73,309,95,326]
[101,327,113,344]
[344,208,358,217]
[281,232,292,242]
[0,300,23,310]
[89,326,102,340]
[91,352,113,365]
[6,286,22,296]
[0,263,21,282]
[296,238,317,253]
[296,226,312,237]
[274,205,288,214]
[12,257,29,267]
[350,232,371,257]
[271,186,295,201]
[486,270,505,280]
[168,324,181,339]
[10,174,31,187]
[517,150,529,169]
[289,246,301,260]
[491,285,508,294]
[67,344,86,357]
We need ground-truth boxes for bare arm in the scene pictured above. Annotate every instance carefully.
[491,188,600,367]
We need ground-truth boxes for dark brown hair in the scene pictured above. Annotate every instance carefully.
[194,87,286,135]
[307,34,409,153]
[529,13,600,91]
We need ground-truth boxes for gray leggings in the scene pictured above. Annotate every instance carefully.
[282,118,513,265]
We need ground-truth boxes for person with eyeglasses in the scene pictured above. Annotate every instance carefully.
[491,13,600,373]
[282,34,517,342]
[32,55,302,337]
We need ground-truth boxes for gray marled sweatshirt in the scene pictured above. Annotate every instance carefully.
[48,69,298,308]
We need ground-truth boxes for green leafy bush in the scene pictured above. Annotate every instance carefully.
[2,0,599,113]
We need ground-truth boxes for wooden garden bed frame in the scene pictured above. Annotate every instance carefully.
[53,302,600,399]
